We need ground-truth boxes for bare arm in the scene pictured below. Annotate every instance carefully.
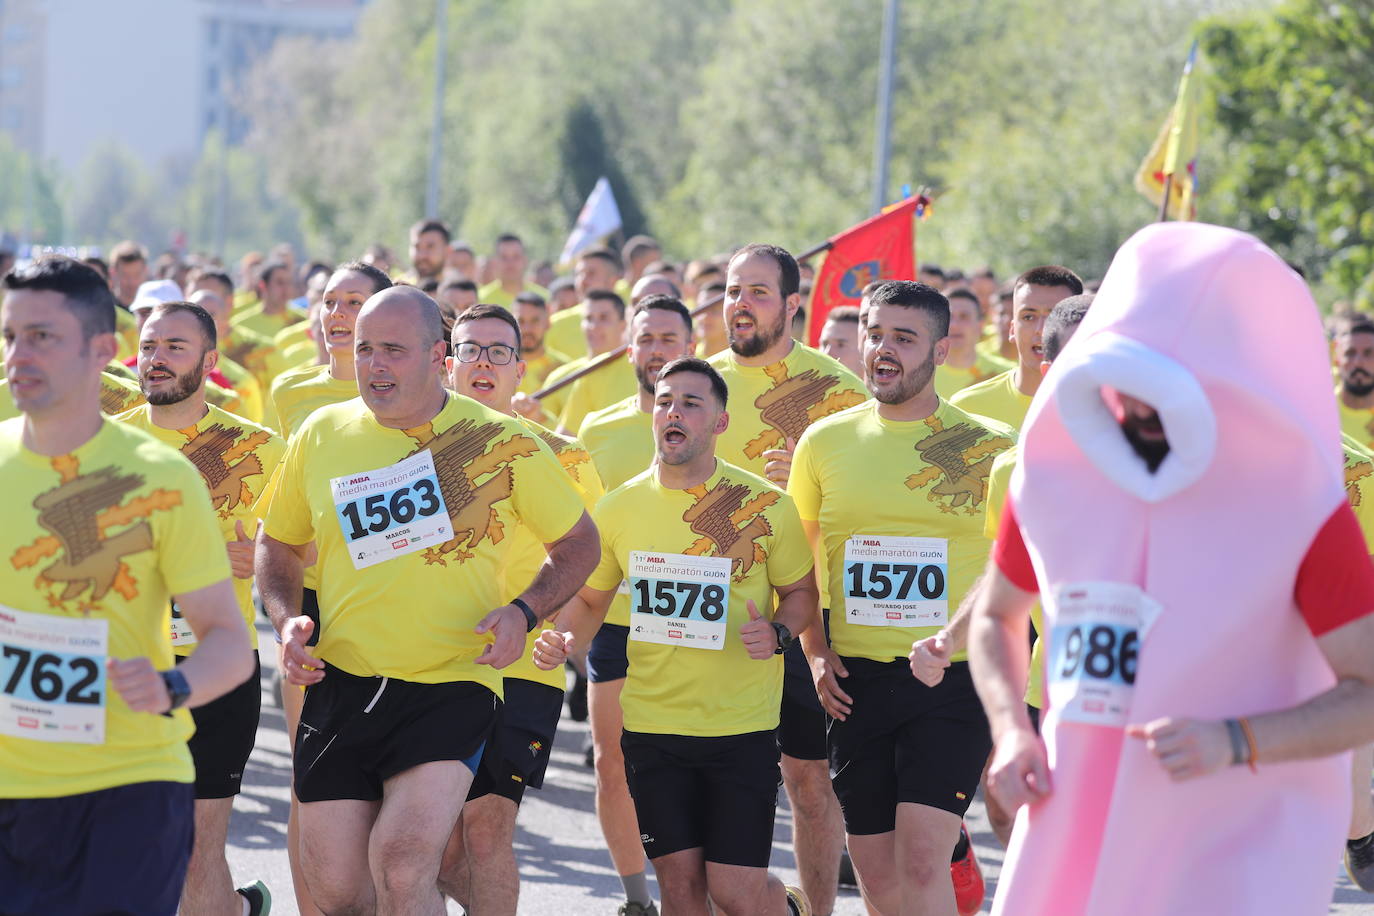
[909,571,984,686]
[532,583,617,670]
[254,532,309,634]
[797,518,853,718]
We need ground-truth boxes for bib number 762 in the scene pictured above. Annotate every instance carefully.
[1,646,101,705]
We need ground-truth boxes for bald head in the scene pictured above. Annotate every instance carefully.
[189,289,230,337]
[631,274,680,307]
[358,285,446,349]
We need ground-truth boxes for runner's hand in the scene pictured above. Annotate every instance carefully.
[810,650,852,720]
[226,519,255,579]
[511,392,544,422]
[761,436,798,486]
[1126,717,1231,782]
[739,600,776,660]
[281,616,325,686]
[986,726,1052,813]
[107,656,172,714]
[533,630,573,670]
[909,631,952,687]
[475,604,527,668]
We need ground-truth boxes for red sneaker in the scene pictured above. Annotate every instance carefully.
[951,823,985,915]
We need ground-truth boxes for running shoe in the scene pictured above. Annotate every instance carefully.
[236,880,272,916]
[784,884,812,916]
[951,824,985,916]
[1346,833,1374,892]
[616,901,658,915]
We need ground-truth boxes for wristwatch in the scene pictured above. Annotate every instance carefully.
[771,622,794,655]
[512,597,538,633]
[160,668,192,714]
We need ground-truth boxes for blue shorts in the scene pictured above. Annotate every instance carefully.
[0,780,194,915]
[587,623,629,683]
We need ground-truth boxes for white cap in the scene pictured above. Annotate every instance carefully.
[130,278,183,313]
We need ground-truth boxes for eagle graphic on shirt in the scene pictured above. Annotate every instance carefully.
[742,363,865,460]
[10,457,181,611]
[531,427,592,486]
[405,418,539,565]
[1345,449,1374,510]
[681,478,780,581]
[99,377,143,416]
[178,424,273,518]
[905,419,1012,513]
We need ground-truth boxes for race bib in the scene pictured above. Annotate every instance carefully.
[332,451,452,570]
[169,602,196,648]
[1047,581,1161,727]
[842,536,949,627]
[628,552,731,650]
[0,605,107,745]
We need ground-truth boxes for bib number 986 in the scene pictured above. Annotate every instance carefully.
[1058,624,1138,685]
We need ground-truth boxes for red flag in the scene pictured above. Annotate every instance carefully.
[806,196,924,346]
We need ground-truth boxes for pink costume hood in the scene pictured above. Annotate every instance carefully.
[994,223,1348,916]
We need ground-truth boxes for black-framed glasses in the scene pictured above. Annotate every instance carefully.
[454,342,516,365]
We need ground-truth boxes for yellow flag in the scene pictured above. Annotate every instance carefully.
[1135,41,1200,221]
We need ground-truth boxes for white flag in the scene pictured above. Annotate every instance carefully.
[559,176,622,265]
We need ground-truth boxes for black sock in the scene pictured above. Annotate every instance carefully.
[951,829,970,863]
[1349,830,1374,849]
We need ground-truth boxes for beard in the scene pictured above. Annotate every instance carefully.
[520,332,544,355]
[635,359,665,395]
[1121,414,1170,473]
[870,348,937,406]
[1345,370,1374,398]
[144,366,205,406]
[728,309,787,358]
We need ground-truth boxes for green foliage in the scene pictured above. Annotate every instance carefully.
[1201,0,1374,301]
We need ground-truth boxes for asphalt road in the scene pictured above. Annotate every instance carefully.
[225,635,1374,914]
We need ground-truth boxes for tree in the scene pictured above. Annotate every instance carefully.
[0,135,63,245]
[558,100,647,239]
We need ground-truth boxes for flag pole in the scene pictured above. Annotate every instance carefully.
[532,238,834,401]
[1157,174,1173,222]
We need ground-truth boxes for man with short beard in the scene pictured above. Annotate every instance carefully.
[789,281,1014,916]
[708,243,866,916]
[576,295,696,916]
[512,291,570,395]
[407,219,451,286]
[1336,317,1374,451]
[117,301,284,916]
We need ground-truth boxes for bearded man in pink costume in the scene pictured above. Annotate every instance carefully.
[968,222,1374,915]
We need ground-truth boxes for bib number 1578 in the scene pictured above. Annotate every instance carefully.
[632,580,726,620]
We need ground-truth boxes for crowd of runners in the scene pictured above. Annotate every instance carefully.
[3,219,1374,916]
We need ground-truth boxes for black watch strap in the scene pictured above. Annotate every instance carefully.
[512,598,538,633]
[160,667,192,715]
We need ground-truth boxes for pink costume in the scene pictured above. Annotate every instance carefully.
[994,223,1352,915]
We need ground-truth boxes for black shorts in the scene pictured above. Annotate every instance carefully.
[828,658,991,835]
[587,622,629,683]
[466,679,562,806]
[294,665,498,803]
[0,780,194,915]
[178,650,261,799]
[778,641,826,761]
[621,729,780,867]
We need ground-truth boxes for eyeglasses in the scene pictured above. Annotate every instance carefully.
[453,342,516,365]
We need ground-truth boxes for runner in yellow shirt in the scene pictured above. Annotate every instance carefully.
[575,294,697,915]
[231,261,303,339]
[534,357,816,916]
[1335,316,1374,451]
[438,303,606,914]
[0,257,252,915]
[187,270,276,388]
[709,242,862,913]
[950,266,1082,431]
[478,233,549,308]
[790,280,1015,916]
[934,287,1013,399]
[262,258,391,915]
[117,300,284,916]
[555,290,636,435]
[818,305,864,377]
[0,367,148,423]
[256,286,599,914]
[512,290,570,395]
[545,246,624,357]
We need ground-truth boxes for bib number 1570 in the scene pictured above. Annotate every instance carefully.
[845,562,945,601]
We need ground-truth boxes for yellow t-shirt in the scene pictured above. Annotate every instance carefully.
[501,419,605,689]
[1338,397,1374,453]
[231,303,304,340]
[545,305,585,361]
[114,307,139,361]
[116,404,286,654]
[984,444,1047,708]
[270,364,359,440]
[215,357,265,425]
[533,356,586,427]
[518,348,571,396]
[477,281,551,310]
[790,399,1014,664]
[949,368,1033,432]
[586,460,813,737]
[708,344,868,479]
[273,320,312,355]
[557,355,637,435]
[579,395,655,628]
[221,326,275,387]
[0,418,232,797]
[1343,435,1374,551]
[261,394,585,691]
[934,351,1014,399]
